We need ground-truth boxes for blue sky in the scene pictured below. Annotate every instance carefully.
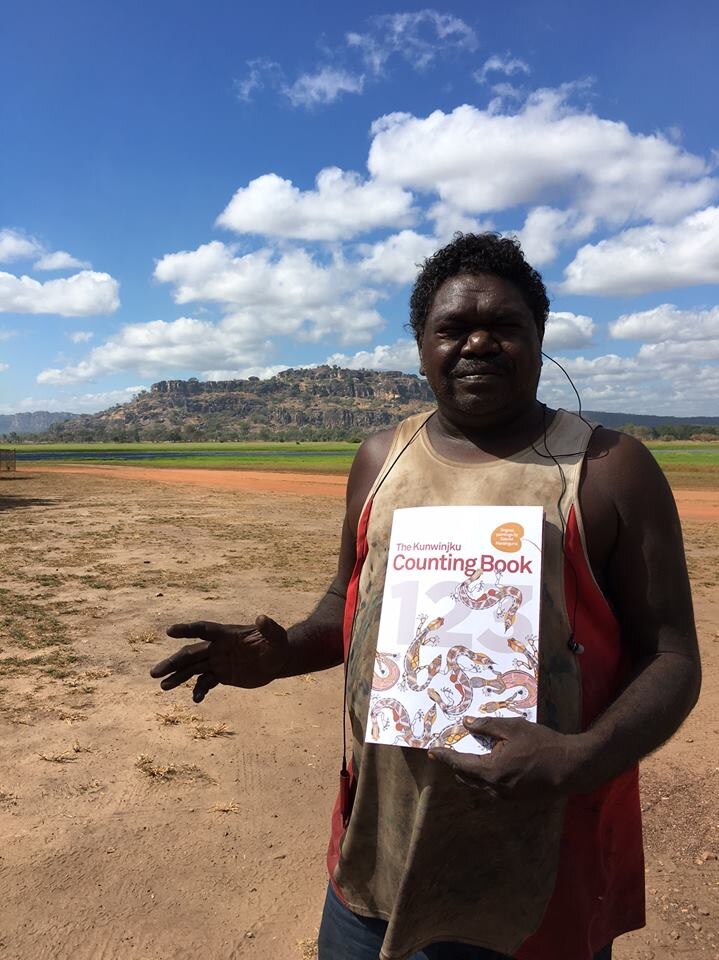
[1,0,718,416]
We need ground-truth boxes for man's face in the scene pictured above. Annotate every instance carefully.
[419,272,542,428]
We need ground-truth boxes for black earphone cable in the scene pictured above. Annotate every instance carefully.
[340,357,592,821]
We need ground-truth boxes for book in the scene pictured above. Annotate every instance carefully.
[365,505,544,755]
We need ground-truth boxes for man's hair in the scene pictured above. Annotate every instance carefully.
[409,232,549,344]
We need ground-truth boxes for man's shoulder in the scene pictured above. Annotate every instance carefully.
[346,414,434,530]
[583,426,671,511]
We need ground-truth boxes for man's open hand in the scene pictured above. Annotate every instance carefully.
[429,716,587,799]
[149,615,289,703]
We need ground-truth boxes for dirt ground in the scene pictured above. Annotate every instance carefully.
[0,468,717,960]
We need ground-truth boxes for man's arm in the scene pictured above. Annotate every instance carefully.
[564,429,701,791]
[430,430,701,797]
[150,428,395,698]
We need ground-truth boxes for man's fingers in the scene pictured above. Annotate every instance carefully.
[255,614,286,645]
[192,672,219,703]
[150,641,210,678]
[463,716,524,740]
[166,621,220,641]
[159,662,211,691]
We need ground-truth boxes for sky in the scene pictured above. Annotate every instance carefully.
[1,0,718,417]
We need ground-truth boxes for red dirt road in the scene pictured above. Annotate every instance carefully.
[20,464,719,521]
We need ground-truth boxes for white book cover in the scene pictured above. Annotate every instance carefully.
[365,505,544,755]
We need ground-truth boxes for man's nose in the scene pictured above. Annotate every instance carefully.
[461,328,500,355]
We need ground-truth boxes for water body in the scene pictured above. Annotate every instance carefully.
[17,449,352,462]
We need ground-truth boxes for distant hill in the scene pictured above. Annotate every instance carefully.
[6,368,718,442]
[37,367,436,442]
[0,411,79,436]
[583,410,719,429]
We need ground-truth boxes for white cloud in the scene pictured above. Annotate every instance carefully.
[347,10,477,75]
[216,168,415,240]
[0,328,17,341]
[0,362,8,373]
[368,89,716,226]
[489,82,525,101]
[0,229,42,263]
[515,206,595,265]
[326,338,420,373]
[236,12,476,111]
[539,349,718,416]
[561,206,719,295]
[68,330,94,343]
[283,68,364,108]
[609,303,719,342]
[200,364,289,381]
[357,230,437,284]
[37,277,383,386]
[543,311,595,350]
[154,241,383,344]
[235,58,283,103]
[34,250,91,271]
[0,270,120,316]
[0,385,147,415]
[637,339,719,362]
[428,202,493,240]
[38,317,236,385]
[474,53,530,84]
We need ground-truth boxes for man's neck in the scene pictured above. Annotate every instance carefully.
[427,401,554,462]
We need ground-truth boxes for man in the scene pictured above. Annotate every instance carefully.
[151,233,700,960]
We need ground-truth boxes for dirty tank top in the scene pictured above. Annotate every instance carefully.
[326,409,645,960]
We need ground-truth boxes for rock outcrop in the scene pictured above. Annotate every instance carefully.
[43,366,436,441]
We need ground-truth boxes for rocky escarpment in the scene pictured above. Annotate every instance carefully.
[0,411,78,436]
[43,366,436,441]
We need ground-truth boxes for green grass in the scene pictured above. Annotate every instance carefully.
[80,454,355,471]
[12,438,719,483]
[0,650,80,678]
[15,440,359,453]
[0,588,71,649]
[644,442,719,488]
[14,440,358,473]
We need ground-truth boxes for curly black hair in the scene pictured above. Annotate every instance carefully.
[408,232,549,344]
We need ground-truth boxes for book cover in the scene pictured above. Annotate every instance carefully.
[365,505,544,755]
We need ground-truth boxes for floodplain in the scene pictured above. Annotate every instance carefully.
[0,456,717,960]
[12,438,719,487]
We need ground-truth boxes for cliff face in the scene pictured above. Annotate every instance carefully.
[45,366,436,441]
[0,411,78,435]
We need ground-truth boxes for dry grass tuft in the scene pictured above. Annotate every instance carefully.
[73,779,103,795]
[193,721,230,740]
[156,706,200,726]
[155,706,232,740]
[38,751,77,763]
[81,668,111,680]
[128,630,161,646]
[297,938,317,960]
[135,753,209,782]
[56,709,87,723]
[210,800,242,814]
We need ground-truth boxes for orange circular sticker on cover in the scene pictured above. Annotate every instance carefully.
[491,523,524,553]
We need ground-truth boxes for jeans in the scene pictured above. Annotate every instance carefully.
[317,883,612,960]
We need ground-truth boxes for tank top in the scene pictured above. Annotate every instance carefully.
[326,409,645,960]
